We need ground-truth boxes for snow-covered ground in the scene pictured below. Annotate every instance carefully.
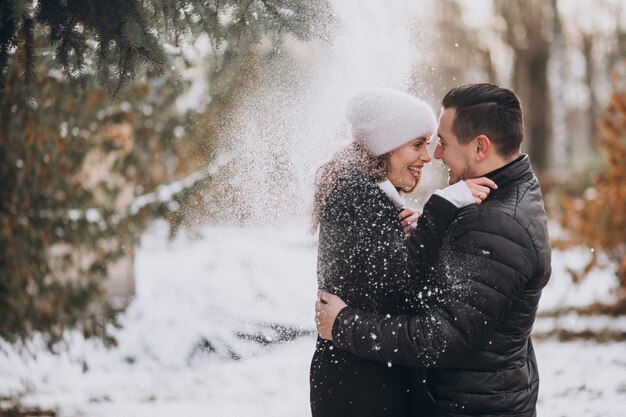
[1,221,625,417]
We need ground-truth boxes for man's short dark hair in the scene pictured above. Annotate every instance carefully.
[442,83,524,158]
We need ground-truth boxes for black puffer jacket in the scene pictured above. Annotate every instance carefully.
[311,170,459,417]
[332,155,551,417]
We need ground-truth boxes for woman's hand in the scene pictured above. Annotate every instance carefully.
[315,290,348,341]
[465,177,498,204]
[399,208,420,236]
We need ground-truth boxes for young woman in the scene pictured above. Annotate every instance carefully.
[309,88,494,417]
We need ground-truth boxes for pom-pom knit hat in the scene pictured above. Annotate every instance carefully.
[346,88,437,156]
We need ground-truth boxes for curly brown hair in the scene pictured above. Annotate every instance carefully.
[310,142,421,232]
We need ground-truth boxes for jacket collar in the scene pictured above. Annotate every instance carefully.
[485,154,534,188]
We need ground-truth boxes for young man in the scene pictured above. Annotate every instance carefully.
[315,83,551,417]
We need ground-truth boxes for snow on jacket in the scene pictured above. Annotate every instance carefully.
[311,169,460,417]
[332,155,552,417]
[316,169,461,313]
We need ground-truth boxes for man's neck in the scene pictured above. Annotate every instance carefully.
[474,153,521,178]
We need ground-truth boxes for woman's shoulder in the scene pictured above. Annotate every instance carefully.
[331,169,379,196]
[325,170,395,216]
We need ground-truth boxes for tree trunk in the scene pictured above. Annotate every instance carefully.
[513,48,552,174]
[495,0,554,175]
[582,34,599,143]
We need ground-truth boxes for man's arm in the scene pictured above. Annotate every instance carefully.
[405,194,458,276]
[406,178,496,276]
[320,209,537,368]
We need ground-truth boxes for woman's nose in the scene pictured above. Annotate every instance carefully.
[421,148,432,163]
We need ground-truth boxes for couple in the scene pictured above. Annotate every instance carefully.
[310,84,551,417]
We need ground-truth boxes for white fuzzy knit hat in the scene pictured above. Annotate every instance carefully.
[346,88,437,156]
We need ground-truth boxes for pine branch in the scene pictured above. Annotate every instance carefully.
[0,1,18,89]
[1,0,328,97]
[95,35,113,93]
[56,26,86,91]
[21,16,36,108]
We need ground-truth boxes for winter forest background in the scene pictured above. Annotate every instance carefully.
[1,0,626,416]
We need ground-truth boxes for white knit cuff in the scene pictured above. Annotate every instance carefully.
[434,181,474,208]
[377,180,405,208]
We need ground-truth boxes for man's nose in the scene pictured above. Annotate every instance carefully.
[433,143,443,160]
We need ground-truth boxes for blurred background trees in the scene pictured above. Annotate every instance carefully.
[428,0,625,310]
[431,0,625,179]
[558,75,626,304]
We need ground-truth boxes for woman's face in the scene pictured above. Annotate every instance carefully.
[387,135,432,190]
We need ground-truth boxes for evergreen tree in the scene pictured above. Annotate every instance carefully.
[1,0,328,97]
[0,0,330,349]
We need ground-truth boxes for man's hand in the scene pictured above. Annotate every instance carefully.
[315,290,348,340]
[465,177,498,204]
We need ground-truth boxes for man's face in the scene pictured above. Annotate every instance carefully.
[434,107,475,185]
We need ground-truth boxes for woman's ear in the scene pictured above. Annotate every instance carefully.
[474,135,491,163]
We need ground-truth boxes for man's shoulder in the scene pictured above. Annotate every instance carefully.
[454,203,529,237]
[451,180,549,254]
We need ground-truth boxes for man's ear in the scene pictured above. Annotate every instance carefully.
[474,135,491,163]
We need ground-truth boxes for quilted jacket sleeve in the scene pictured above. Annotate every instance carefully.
[331,206,538,367]
[406,194,460,279]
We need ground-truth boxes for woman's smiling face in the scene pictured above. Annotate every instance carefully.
[387,135,432,191]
